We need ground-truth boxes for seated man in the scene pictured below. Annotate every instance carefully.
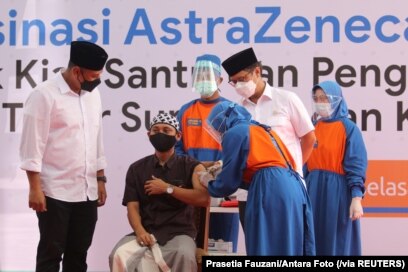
[109,113,210,272]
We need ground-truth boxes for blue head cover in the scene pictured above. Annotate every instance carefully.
[207,101,252,136]
[195,54,221,77]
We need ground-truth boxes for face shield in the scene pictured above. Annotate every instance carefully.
[312,93,342,120]
[192,60,220,98]
[204,109,228,144]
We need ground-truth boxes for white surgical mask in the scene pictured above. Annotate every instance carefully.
[314,103,333,118]
[234,80,256,99]
[193,81,217,98]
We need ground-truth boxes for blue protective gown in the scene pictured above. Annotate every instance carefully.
[304,81,367,255]
[208,121,316,256]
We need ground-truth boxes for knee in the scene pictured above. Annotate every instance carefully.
[108,248,116,270]
[110,244,128,260]
[174,246,196,263]
[171,248,197,271]
[109,246,130,272]
[109,244,126,270]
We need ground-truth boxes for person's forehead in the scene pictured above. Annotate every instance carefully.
[197,71,212,77]
[151,123,175,131]
[314,88,326,95]
[229,69,248,79]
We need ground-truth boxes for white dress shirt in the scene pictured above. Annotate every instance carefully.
[20,71,107,202]
[237,82,314,201]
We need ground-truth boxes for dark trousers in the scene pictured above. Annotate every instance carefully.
[36,197,98,272]
[238,201,246,232]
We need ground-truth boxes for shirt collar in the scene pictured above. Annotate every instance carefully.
[153,152,177,169]
[56,70,73,95]
[56,69,86,96]
[262,83,273,100]
[241,81,273,105]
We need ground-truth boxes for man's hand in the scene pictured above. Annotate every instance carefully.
[29,188,47,212]
[97,181,107,206]
[144,176,168,195]
[136,230,155,247]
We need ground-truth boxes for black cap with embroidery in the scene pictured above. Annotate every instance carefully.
[222,47,258,77]
[70,41,108,71]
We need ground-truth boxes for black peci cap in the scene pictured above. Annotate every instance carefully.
[222,47,258,77]
[70,41,108,71]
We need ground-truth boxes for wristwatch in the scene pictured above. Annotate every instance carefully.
[166,184,174,194]
[97,176,107,183]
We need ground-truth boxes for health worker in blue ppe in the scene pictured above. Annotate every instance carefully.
[201,101,316,256]
[304,80,367,255]
[175,54,239,252]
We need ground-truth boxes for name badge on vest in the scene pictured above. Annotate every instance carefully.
[187,118,202,127]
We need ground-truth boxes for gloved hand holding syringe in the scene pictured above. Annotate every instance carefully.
[197,160,223,188]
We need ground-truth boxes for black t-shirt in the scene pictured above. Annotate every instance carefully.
[123,153,200,245]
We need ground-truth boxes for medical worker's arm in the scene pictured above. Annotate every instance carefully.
[208,126,249,197]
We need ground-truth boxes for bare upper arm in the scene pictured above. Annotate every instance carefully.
[192,163,207,192]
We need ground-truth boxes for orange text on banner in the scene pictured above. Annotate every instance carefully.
[363,160,408,217]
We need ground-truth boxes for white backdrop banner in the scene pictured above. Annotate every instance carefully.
[1,0,407,270]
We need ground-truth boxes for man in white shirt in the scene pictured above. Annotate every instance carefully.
[19,41,109,272]
[221,47,316,230]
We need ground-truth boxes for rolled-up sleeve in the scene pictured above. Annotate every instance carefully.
[19,90,51,172]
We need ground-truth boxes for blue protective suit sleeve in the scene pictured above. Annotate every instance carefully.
[208,125,249,197]
[342,118,368,198]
